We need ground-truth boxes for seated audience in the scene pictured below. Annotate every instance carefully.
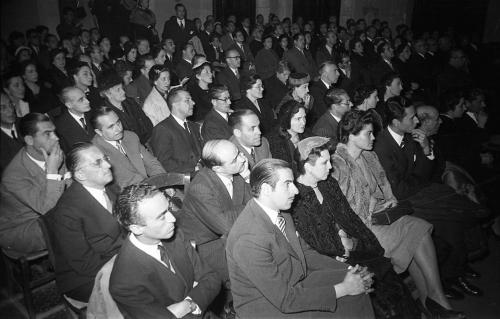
[373,97,483,300]
[309,61,340,126]
[187,61,213,122]
[150,88,203,174]
[91,107,166,190]
[332,110,465,318]
[0,93,23,171]
[226,158,375,318]
[312,88,352,144]
[267,100,309,174]
[277,72,313,117]
[2,70,30,117]
[175,42,195,81]
[201,85,233,141]
[292,136,420,318]
[215,49,244,101]
[44,142,124,302]
[234,74,275,135]
[69,61,103,109]
[229,109,272,169]
[55,87,95,153]
[0,113,70,256]
[263,60,290,109]
[143,65,171,126]
[98,69,153,145]
[181,139,251,284]
[283,33,317,78]
[47,48,72,94]
[110,183,221,318]
[230,29,254,71]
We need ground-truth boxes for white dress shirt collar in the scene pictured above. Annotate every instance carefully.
[255,198,280,226]
[68,110,86,129]
[171,114,187,128]
[329,112,342,123]
[388,126,404,146]
[215,109,228,121]
[26,152,45,170]
[1,124,17,139]
[82,184,109,211]
[466,112,478,125]
[216,173,233,198]
[129,233,165,265]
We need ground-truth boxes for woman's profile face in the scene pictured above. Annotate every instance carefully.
[127,48,137,62]
[365,90,379,109]
[306,149,332,181]
[23,64,38,83]
[294,83,309,99]
[289,107,306,134]
[349,123,375,151]
[53,52,66,69]
[155,71,171,93]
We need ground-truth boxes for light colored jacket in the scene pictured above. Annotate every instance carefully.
[143,87,170,126]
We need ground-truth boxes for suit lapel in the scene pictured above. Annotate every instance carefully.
[162,238,192,295]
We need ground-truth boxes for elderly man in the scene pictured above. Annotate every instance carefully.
[181,140,251,284]
[44,142,123,302]
[150,88,203,175]
[228,109,271,170]
[91,107,166,189]
[0,113,70,256]
[55,86,95,153]
[216,49,244,101]
[226,159,374,318]
[110,184,221,319]
[283,33,317,78]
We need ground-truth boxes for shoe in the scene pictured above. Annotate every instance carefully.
[447,277,483,296]
[425,298,466,319]
[443,284,465,300]
[464,264,480,279]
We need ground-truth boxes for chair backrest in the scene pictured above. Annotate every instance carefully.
[86,255,123,319]
[142,172,190,189]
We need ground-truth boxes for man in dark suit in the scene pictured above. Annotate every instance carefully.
[91,107,166,190]
[215,49,243,102]
[44,142,123,302]
[220,22,236,52]
[228,109,272,170]
[283,33,317,79]
[336,54,357,97]
[0,113,70,256]
[312,88,352,145]
[89,44,110,80]
[374,97,482,298]
[150,88,203,175]
[175,42,195,81]
[315,31,338,66]
[0,93,23,172]
[226,159,375,318]
[125,54,154,106]
[370,42,397,85]
[181,140,251,284]
[161,3,195,48]
[205,33,224,64]
[201,85,233,141]
[110,184,221,319]
[230,30,254,70]
[55,87,95,153]
[162,38,177,75]
[309,61,340,126]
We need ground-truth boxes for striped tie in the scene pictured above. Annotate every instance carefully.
[276,212,288,241]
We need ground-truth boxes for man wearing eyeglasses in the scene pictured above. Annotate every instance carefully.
[215,49,244,101]
[180,140,251,314]
[44,142,124,303]
[201,85,234,141]
[313,88,352,145]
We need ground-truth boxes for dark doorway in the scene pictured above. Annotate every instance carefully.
[213,0,256,23]
[292,0,341,23]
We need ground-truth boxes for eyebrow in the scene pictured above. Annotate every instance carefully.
[156,208,169,220]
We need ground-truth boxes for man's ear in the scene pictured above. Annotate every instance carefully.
[233,128,241,138]
[95,128,103,136]
[24,135,34,146]
[129,224,144,236]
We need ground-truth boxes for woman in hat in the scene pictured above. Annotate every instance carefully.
[187,61,213,122]
[276,72,313,117]
[266,100,310,175]
[331,110,464,318]
[254,33,279,80]
[98,69,153,144]
[143,65,171,126]
[291,136,420,318]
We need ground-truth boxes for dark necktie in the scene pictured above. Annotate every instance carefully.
[276,212,288,241]
[79,117,88,132]
[180,20,184,29]
[183,122,191,134]
[250,148,256,163]
[158,244,175,273]
[117,140,127,157]
[11,129,17,139]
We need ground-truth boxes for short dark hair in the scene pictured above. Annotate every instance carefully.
[338,110,375,144]
[136,54,154,70]
[19,113,52,138]
[166,88,186,111]
[240,74,261,93]
[276,60,290,74]
[292,33,304,42]
[228,109,256,130]
[65,142,95,174]
[209,84,229,100]
[68,61,91,82]
[91,106,115,130]
[324,88,348,107]
[277,100,304,136]
[385,96,412,123]
[148,64,169,86]
[353,85,377,106]
[465,88,484,102]
[174,3,185,11]
[114,183,164,230]
[440,89,464,112]
[381,72,401,88]
[250,158,291,197]
[150,45,164,60]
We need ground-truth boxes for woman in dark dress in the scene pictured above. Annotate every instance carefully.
[267,100,310,175]
[21,60,58,113]
[291,137,420,319]
[187,61,213,122]
[47,48,72,95]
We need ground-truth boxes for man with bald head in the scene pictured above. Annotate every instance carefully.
[216,49,244,101]
[55,86,95,153]
[180,139,252,285]
[150,88,203,175]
